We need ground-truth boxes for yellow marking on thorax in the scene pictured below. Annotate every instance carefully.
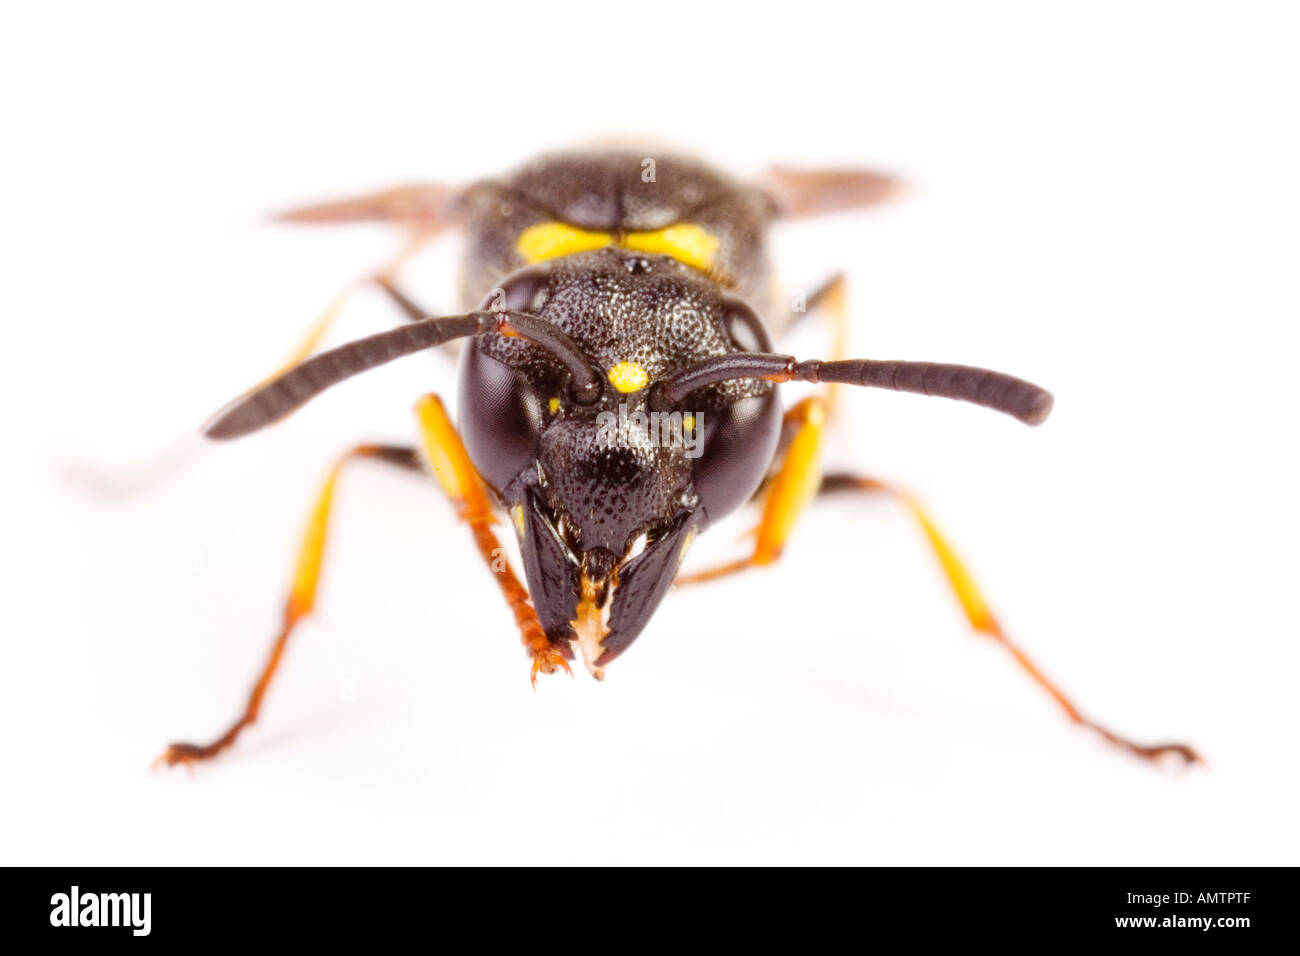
[547,396,560,414]
[621,224,719,273]
[607,361,649,393]
[516,220,719,273]
[516,222,612,263]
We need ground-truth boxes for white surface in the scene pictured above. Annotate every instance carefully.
[3,1,1297,865]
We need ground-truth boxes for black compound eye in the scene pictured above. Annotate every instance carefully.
[691,389,782,524]
[481,263,552,315]
[720,293,773,353]
[457,339,542,494]
[687,293,780,522]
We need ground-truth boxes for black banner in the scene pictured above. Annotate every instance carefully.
[9,866,1289,943]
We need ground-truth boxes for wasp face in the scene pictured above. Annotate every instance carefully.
[536,397,693,577]
[458,249,781,674]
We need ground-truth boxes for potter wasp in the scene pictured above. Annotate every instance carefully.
[157,150,1198,767]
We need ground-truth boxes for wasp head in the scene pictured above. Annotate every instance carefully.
[457,248,782,675]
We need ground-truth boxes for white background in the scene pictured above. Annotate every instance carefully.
[3,2,1297,865]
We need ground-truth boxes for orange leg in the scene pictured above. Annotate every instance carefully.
[272,181,464,345]
[677,395,829,584]
[56,297,347,501]
[777,271,851,413]
[259,226,445,382]
[370,276,464,369]
[63,233,441,502]
[155,444,422,767]
[784,271,846,330]
[817,474,1200,764]
[815,272,850,415]
[258,286,354,383]
[682,455,1202,765]
[264,175,467,381]
[413,394,572,687]
[676,352,1199,764]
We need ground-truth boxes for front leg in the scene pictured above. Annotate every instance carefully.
[676,395,828,583]
[413,394,572,686]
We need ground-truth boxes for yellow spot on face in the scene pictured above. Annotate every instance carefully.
[682,413,696,431]
[607,361,649,393]
[517,222,612,264]
[510,504,526,540]
[515,220,719,273]
[622,224,719,273]
[548,396,560,415]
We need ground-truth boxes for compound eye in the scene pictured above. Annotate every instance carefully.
[720,293,773,353]
[482,263,552,315]
[686,294,779,523]
[692,389,781,524]
[457,339,543,494]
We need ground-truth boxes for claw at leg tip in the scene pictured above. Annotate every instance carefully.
[1134,741,1203,767]
[529,650,574,689]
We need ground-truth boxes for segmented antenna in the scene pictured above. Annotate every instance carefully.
[205,310,601,440]
[650,353,1053,426]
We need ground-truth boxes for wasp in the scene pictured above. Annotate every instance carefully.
[156,150,1199,767]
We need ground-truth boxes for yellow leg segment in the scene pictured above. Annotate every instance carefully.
[62,227,441,503]
[779,272,849,394]
[675,271,848,584]
[156,443,420,767]
[676,396,828,584]
[260,229,441,385]
[821,474,1201,765]
[413,394,572,687]
[257,288,352,387]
